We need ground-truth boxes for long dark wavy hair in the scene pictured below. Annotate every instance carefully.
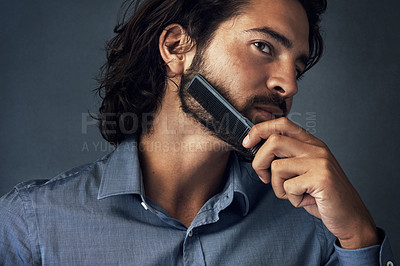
[95,0,327,146]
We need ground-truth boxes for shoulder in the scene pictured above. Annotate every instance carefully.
[0,180,44,263]
[0,152,111,213]
[16,153,109,194]
[0,154,112,263]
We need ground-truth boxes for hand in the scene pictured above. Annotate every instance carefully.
[242,117,378,249]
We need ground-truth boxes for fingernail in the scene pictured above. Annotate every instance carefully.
[258,175,271,184]
[243,135,249,146]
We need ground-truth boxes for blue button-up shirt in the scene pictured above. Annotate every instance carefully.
[0,137,395,265]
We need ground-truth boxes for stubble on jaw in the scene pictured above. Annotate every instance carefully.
[176,51,252,159]
[176,47,288,160]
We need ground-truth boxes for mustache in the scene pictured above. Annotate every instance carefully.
[241,94,287,116]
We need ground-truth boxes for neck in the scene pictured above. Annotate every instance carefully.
[138,82,231,227]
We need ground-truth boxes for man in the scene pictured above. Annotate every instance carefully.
[0,0,395,265]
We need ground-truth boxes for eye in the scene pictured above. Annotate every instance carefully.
[253,42,272,54]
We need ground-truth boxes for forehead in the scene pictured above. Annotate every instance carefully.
[217,0,309,53]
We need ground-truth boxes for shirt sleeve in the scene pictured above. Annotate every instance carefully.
[333,228,396,266]
[0,186,38,265]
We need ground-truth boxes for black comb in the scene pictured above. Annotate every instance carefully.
[187,74,264,159]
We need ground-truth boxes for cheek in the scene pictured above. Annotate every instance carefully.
[229,45,257,80]
[203,41,267,108]
[221,50,264,91]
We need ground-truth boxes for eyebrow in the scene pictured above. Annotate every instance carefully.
[245,27,309,67]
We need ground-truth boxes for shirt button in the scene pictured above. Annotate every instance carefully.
[188,230,193,237]
[140,202,148,210]
[386,261,394,266]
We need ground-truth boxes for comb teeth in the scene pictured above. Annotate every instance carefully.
[250,142,263,155]
[187,74,263,160]
[187,74,252,144]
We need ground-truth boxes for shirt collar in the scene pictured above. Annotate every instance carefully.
[97,136,261,217]
[97,135,144,200]
[229,152,264,216]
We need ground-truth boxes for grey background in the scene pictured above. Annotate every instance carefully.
[1,0,399,259]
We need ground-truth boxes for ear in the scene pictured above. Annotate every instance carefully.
[159,24,192,76]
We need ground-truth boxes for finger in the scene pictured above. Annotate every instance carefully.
[252,134,322,181]
[257,168,272,184]
[269,157,309,200]
[283,171,321,208]
[243,117,324,149]
[269,157,321,217]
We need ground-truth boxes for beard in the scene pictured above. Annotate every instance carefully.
[178,51,287,160]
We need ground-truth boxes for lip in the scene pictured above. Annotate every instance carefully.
[251,105,284,123]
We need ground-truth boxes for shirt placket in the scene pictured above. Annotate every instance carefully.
[182,189,234,266]
[183,228,205,266]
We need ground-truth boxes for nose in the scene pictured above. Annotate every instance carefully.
[265,61,298,98]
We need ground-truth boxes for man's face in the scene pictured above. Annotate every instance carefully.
[179,0,309,151]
